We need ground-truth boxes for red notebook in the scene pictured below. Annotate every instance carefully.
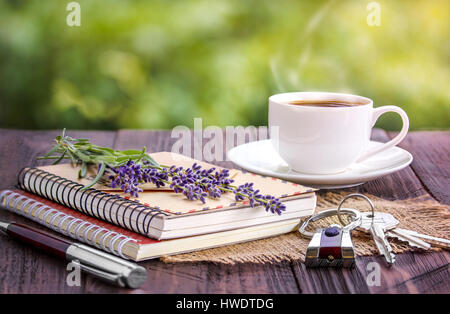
[0,189,302,261]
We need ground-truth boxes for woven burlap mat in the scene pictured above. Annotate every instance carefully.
[161,192,450,264]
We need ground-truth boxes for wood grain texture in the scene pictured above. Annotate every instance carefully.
[0,129,116,190]
[389,131,450,204]
[0,128,448,294]
[0,129,117,293]
[349,129,428,200]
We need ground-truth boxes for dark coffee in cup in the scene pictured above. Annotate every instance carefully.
[285,99,370,107]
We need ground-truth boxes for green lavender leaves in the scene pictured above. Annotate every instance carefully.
[38,129,160,189]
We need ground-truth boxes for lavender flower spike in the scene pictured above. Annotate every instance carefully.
[104,161,286,215]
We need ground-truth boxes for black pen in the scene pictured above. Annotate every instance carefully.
[0,219,147,288]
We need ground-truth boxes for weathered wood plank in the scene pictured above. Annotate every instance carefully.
[0,129,117,293]
[114,129,238,168]
[292,252,450,294]
[0,211,85,293]
[143,261,300,294]
[350,129,428,200]
[0,129,116,190]
[389,131,450,204]
[0,129,448,294]
[357,251,450,294]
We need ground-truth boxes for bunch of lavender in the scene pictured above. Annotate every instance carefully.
[106,161,286,215]
[39,130,286,215]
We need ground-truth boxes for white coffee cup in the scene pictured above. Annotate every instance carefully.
[268,92,409,174]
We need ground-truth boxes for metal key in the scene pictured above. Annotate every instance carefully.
[386,229,430,250]
[359,212,398,265]
[387,228,450,250]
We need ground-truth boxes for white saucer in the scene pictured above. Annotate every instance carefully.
[227,140,413,189]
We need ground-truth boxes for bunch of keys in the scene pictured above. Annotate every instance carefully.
[300,193,450,267]
[299,206,361,268]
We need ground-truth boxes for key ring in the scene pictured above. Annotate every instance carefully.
[299,208,361,238]
[337,193,374,226]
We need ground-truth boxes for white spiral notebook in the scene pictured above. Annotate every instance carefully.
[0,189,303,261]
[17,152,317,239]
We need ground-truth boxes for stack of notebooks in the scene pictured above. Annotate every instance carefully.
[0,152,316,261]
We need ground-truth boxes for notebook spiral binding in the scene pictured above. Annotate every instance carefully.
[0,189,137,259]
[17,167,168,237]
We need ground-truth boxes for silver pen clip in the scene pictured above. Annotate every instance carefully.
[66,243,147,288]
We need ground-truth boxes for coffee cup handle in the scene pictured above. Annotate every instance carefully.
[356,106,409,163]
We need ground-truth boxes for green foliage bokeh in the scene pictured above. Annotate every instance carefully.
[0,0,448,130]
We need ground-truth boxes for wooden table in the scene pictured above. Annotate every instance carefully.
[0,128,448,294]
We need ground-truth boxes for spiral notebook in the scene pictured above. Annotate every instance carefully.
[17,152,316,239]
[0,189,302,261]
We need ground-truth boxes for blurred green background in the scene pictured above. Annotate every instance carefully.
[0,0,448,131]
